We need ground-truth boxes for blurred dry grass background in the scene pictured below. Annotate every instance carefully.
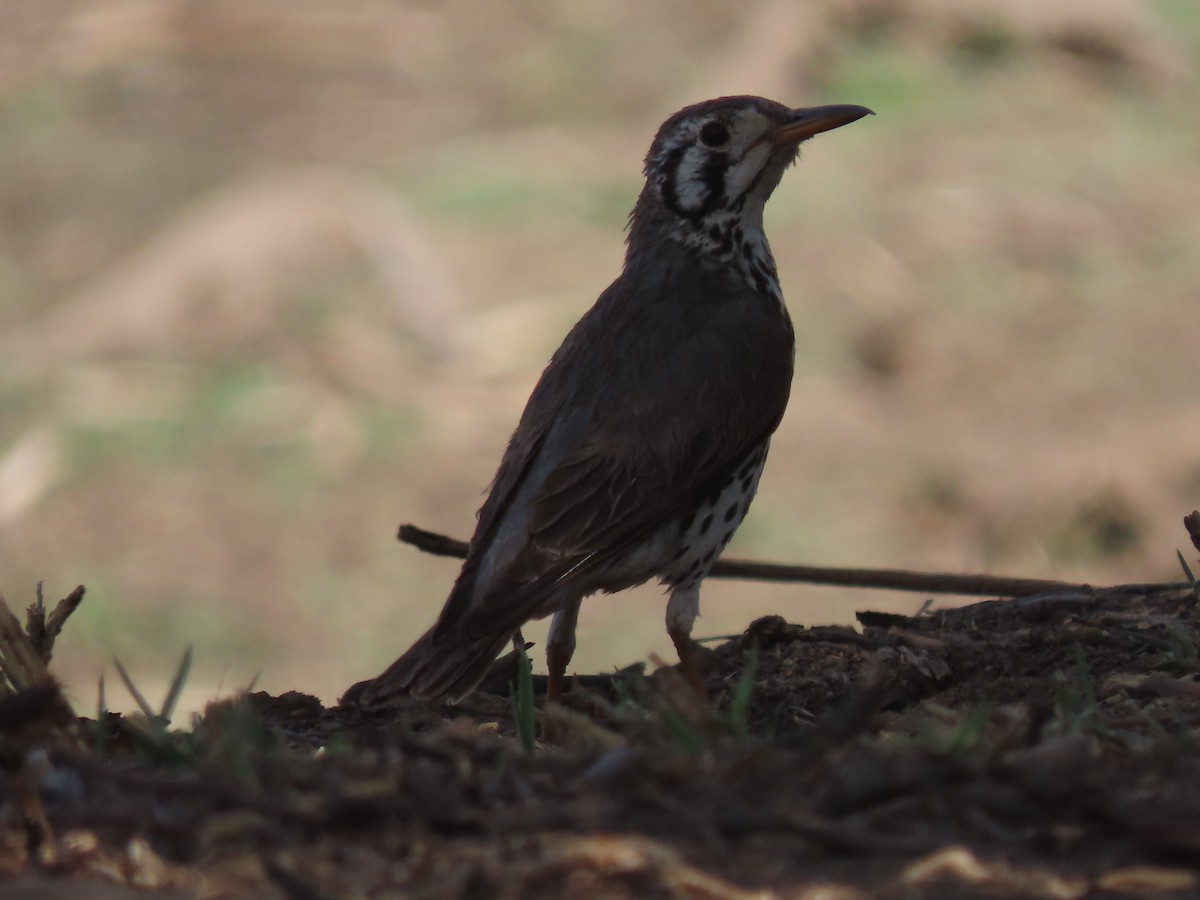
[0,0,1197,713]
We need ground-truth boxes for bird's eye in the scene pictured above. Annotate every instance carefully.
[698,121,730,148]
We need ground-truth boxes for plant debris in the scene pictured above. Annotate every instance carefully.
[2,584,1200,897]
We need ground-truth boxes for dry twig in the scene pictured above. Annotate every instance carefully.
[26,583,86,663]
[0,593,47,695]
[398,523,1187,599]
[0,587,88,751]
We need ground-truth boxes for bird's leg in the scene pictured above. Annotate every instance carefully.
[545,598,582,703]
[666,585,707,697]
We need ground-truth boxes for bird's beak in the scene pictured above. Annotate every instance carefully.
[766,104,874,146]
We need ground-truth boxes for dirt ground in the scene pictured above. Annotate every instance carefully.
[3,574,1200,898]
[2,0,1199,712]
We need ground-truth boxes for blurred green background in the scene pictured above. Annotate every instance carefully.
[1,0,1198,715]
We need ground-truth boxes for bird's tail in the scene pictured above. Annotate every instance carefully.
[356,624,512,706]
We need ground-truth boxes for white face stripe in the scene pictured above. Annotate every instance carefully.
[672,145,717,213]
[643,103,797,309]
[723,142,776,202]
[659,109,786,216]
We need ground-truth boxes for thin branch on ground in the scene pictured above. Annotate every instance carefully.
[397,523,1189,599]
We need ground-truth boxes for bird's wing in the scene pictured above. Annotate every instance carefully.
[529,299,792,556]
[452,261,794,639]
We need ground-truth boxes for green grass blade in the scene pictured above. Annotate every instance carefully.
[112,656,158,721]
[1177,549,1199,607]
[159,644,193,723]
[1073,643,1097,711]
[656,702,706,756]
[729,647,758,739]
[514,644,536,753]
[96,674,106,722]
[94,674,109,754]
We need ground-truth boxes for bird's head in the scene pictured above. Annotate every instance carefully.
[633,96,872,249]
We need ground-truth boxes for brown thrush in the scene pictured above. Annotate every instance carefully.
[361,96,872,704]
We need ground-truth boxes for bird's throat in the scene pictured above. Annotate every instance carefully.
[675,212,787,314]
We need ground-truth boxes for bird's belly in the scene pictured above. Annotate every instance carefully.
[660,441,769,589]
[596,441,770,595]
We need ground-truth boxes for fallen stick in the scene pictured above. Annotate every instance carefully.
[397,523,1188,599]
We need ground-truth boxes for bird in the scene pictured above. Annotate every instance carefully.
[360,96,872,705]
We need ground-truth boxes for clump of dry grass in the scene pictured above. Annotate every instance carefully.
[0,584,87,751]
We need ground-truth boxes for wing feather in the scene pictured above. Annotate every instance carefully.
[448,251,794,637]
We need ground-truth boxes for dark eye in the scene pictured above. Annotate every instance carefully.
[698,121,730,148]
